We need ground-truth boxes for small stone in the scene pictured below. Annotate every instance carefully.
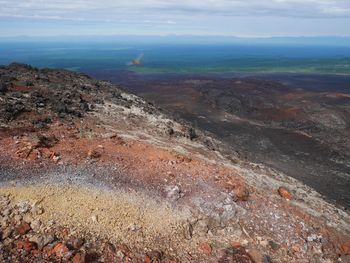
[31,206,44,215]
[72,252,86,263]
[36,234,55,249]
[247,249,264,263]
[117,244,130,255]
[116,250,125,260]
[14,215,22,223]
[53,243,70,258]
[192,219,209,237]
[340,255,350,263]
[2,228,12,239]
[144,255,151,263]
[68,238,84,249]
[231,185,250,201]
[278,187,293,200]
[306,234,321,242]
[16,240,37,251]
[165,185,184,201]
[52,155,61,163]
[17,222,31,235]
[30,220,41,232]
[2,208,11,216]
[231,241,241,248]
[103,243,117,262]
[199,242,212,255]
[40,147,55,158]
[247,249,271,263]
[57,227,69,238]
[182,222,193,240]
[23,214,34,224]
[47,220,55,226]
[91,215,98,222]
[87,149,101,159]
[1,218,9,229]
[35,134,58,148]
[242,240,249,246]
[127,223,141,231]
[17,201,31,213]
[147,250,163,261]
[268,240,279,250]
[292,244,301,253]
[260,240,268,247]
[340,244,349,255]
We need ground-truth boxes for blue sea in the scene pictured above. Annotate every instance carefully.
[1,37,350,74]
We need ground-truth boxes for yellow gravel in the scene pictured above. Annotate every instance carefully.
[0,184,197,254]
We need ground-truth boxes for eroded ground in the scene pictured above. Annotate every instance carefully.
[0,64,349,262]
[88,70,350,209]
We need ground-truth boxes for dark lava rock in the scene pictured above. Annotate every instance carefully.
[0,83,8,93]
[0,63,112,123]
[1,97,30,121]
[32,117,52,129]
[188,127,198,140]
[36,134,58,148]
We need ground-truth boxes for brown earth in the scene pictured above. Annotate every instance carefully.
[89,70,350,209]
[0,64,349,262]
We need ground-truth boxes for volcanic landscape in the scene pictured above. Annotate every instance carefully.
[0,63,349,262]
[87,69,350,209]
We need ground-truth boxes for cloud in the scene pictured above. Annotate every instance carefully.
[1,0,350,23]
[1,0,349,37]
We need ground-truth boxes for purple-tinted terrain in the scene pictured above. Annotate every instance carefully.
[86,69,350,209]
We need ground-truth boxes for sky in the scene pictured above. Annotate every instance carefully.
[1,0,350,37]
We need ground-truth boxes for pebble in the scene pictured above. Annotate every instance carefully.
[47,220,56,226]
[2,208,11,216]
[292,244,301,253]
[306,234,321,242]
[23,214,34,224]
[16,222,31,235]
[72,252,86,263]
[87,149,101,159]
[36,234,55,249]
[199,242,212,255]
[2,228,12,239]
[116,250,125,260]
[182,222,193,240]
[247,248,264,262]
[14,215,22,223]
[53,243,70,258]
[192,219,209,237]
[16,240,37,252]
[0,218,9,227]
[340,244,349,255]
[17,201,31,213]
[278,187,293,200]
[247,249,272,263]
[268,240,280,250]
[260,240,268,247]
[241,239,249,246]
[165,185,184,201]
[31,206,44,215]
[30,220,41,232]
[127,223,141,231]
[231,185,250,201]
[68,238,84,249]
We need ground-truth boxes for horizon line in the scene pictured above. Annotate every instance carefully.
[1,34,350,39]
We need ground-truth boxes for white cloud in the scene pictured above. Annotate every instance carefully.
[1,0,350,22]
[1,0,350,37]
